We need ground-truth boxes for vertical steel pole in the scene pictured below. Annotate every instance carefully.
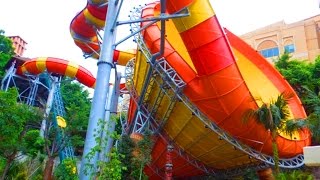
[79,0,120,179]
[98,83,114,162]
[100,72,121,162]
[40,77,57,138]
[1,62,15,91]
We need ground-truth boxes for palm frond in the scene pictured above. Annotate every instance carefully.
[284,119,308,138]
[306,113,320,142]
[273,92,292,120]
[242,108,257,124]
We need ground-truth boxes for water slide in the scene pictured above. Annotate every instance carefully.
[64,0,312,178]
[17,57,96,88]
[17,57,127,90]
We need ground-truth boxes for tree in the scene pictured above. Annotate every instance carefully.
[274,53,313,97]
[242,92,294,175]
[0,30,14,79]
[131,131,153,180]
[117,134,135,179]
[60,78,91,155]
[274,54,320,143]
[54,157,78,180]
[0,88,43,179]
[285,86,320,145]
[42,79,91,179]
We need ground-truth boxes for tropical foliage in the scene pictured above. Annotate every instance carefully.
[276,169,314,180]
[0,88,43,179]
[242,92,295,174]
[0,30,14,78]
[61,78,92,155]
[274,53,320,145]
[54,158,78,180]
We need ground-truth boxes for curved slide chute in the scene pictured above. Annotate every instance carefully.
[18,57,96,88]
[70,0,135,66]
[69,0,312,178]
[17,57,126,90]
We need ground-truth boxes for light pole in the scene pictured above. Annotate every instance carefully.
[79,0,121,179]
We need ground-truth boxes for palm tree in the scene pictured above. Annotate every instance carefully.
[301,86,320,144]
[243,92,294,175]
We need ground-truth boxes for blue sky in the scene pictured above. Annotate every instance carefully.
[0,0,319,76]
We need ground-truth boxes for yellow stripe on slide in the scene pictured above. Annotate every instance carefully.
[36,57,47,72]
[154,9,196,72]
[65,61,79,78]
[173,0,215,33]
[118,51,135,66]
[90,0,108,5]
[83,9,105,28]
[21,66,27,73]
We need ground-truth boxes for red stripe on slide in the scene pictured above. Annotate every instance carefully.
[166,0,193,14]
[113,50,120,62]
[87,4,107,20]
[180,16,234,75]
[46,58,68,75]
[25,60,42,74]
[76,66,96,88]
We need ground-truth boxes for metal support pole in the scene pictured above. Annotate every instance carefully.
[79,0,120,179]
[99,72,121,162]
[1,62,16,91]
[40,77,57,138]
[98,83,114,162]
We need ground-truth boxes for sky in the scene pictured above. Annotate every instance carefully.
[0,0,319,77]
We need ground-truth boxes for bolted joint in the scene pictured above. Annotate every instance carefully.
[167,145,174,151]
[165,163,173,170]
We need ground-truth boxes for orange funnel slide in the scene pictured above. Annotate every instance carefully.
[131,0,311,178]
[161,0,311,156]
[67,0,311,178]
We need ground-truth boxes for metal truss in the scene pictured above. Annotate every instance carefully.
[156,56,305,169]
[52,80,75,160]
[125,61,219,178]
[144,51,306,169]
[1,62,49,106]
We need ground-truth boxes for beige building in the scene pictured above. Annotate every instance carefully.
[8,36,27,57]
[240,14,320,62]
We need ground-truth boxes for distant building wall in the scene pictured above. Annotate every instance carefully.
[240,14,320,62]
[8,36,27,57]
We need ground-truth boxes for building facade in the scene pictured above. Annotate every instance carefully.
[240,14,320,62]
[8,36,27,57]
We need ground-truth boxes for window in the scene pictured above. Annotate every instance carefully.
[259,47,279,58]
[284,44,295,53]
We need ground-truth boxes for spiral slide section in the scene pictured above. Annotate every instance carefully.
[128,0,311,178]
[70,0,135,65]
